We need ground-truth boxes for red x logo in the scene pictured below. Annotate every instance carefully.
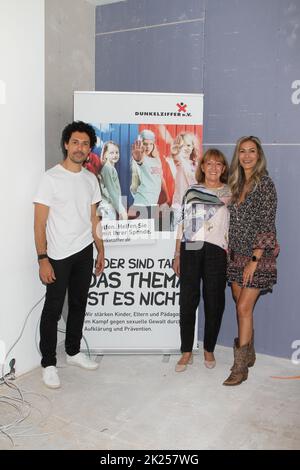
[177,102,187,113]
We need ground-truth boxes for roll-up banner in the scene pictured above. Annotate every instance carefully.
[74,91,203,353]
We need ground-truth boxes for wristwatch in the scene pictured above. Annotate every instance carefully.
[38,254,48,261]
[251,255,260,262]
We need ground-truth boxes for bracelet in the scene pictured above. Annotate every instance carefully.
[38,253,48,261]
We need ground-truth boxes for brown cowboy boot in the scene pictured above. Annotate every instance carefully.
[247,330,256,368]
[230,330,255,370]
[223,339,249,386]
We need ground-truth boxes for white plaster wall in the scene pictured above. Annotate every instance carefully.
[0,0,45,375]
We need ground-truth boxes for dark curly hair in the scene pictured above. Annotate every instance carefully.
[61,121,97,159]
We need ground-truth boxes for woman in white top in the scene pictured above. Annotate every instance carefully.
[173,149,231,372]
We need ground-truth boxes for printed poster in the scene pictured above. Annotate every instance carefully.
[74,91,203,352]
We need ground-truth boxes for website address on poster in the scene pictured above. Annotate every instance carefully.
[100,219,155,243]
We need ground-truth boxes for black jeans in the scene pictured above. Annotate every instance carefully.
[179,241,226,353]
[40,244,93,368]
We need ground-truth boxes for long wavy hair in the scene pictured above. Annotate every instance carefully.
[172,132,200,164]
[195,148,229,184]
[229,136,268,203]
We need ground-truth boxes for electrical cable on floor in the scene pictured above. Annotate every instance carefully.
[35,314,41,358]
[0,371,55,446]
[1,293,95,447]
[1,388,52,429]
[0,387,31,445]
[57,328,92,359]
[0,387,57,445]
[1,295,45,382]
[0,295,48,446]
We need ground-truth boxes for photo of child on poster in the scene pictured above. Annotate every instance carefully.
[84,123,202,233]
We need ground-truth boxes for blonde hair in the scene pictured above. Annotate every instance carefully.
[173,132,199,164]
[229,136,268,203]
[196,148,229,183]
[101,140,119,163]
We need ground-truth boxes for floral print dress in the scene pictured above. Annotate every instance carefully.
[227,175,277,290]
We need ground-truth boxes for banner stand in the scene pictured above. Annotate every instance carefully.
[74,91,203,354]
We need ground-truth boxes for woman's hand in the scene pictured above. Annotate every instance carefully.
[242,261,258,287]
[172,254,180,276]
[95,250,105,276]
[274,241,280,257]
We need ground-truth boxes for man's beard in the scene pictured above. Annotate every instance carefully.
[70,152,86,163]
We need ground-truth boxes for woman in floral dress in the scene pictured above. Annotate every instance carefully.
[224,136,278,386]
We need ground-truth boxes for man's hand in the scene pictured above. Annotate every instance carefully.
[95,250,104,276]
[39,258,56,284]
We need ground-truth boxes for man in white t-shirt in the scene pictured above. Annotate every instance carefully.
[34,121,104,389]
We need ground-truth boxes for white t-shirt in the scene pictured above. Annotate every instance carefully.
[34,164,101,260]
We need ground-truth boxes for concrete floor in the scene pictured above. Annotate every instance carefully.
[0,344,299,450]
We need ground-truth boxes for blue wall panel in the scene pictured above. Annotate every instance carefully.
[96,20,204,93]
[274,2,300,142]
[96,0,205,34]
[204,0,280,143]
[95,0,300,358]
